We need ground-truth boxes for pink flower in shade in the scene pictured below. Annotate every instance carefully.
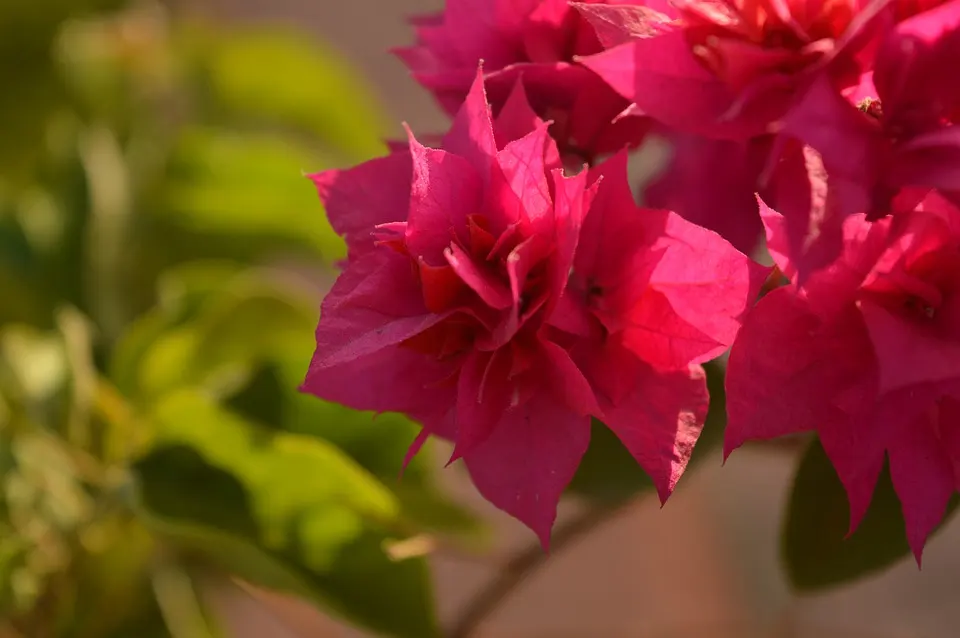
[579,0,912,140]
[395,0,650,162]
[301,69,765,545]
[576,0,950,254]
[769,0,960,275]
[725,191,960,561]
[551,151,771,499]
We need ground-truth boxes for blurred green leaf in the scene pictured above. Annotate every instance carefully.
[133,391,439,638]
[151,558,223,638]
[109,261,247,396]
[113,268,318,401]
[782,436,960,591]
[63,518,159,638]
[568,359,727,504]
[0,0,125,185]
[56,307,97,450]
[161,128,344,260]
[0,325,68,409]
[182,25,388,161]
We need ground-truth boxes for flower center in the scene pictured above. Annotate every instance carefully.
[857,97,883,120]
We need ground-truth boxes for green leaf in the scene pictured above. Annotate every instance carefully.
[782,436,960,591]
[113,268,319,401]
[133,391,439,638]
[0,326,68,403]
[182,25,388,161]
[160,128,344,261]
[151,559,224,638]
[62,518,159,638]
[108,261,246,396]
[567,359,728,504]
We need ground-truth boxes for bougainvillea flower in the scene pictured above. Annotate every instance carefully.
[548,151,769,499]
[725,192,960,560]
[395,0,650,161]
[579,0,903,140]
[575,0,931,254]
[770,0,960,274]
[302,69,764,545]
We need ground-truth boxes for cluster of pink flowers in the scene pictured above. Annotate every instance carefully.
[301,0,960,558]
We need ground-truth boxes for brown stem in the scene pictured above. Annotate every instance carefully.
[446,504,624,638]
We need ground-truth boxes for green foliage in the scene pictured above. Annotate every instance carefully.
[0,2,476,636]
[135,391,439,638]
[179,26,389,161]
[782,436,959,592]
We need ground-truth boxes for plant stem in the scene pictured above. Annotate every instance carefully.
[447,504,624,638]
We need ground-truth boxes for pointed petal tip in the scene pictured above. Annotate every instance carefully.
[538,531,552,554]
[655,481,676,507]
[721,435,743,464]
[908,533,928,570]
[401,427,432,477]
[443,447,462,468]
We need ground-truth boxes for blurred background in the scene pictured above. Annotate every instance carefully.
[1,1,959,637]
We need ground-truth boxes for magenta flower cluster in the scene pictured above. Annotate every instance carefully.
[301,0,960,558]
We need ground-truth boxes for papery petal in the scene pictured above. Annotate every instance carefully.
[443,67,498,181]
[451,348,514,461]
[647,212,770,356]
[764,142,856,281]
[309,152,412,255]
[779,74,880,212]
[893,0,960,44]
[540,339,603,417]
[440,0,534,67]
[549,168,595,307]
[859,301,960,393]
[594,354,709,502]
[788,212,894,317]
[497,123,555,226]
[572,2,677,47]
[406,133,483,265]
[464,394,591,548]
[417,259,466,313]
[938,396,960,482]
[577,152,663,283]
[310,251,447,368]
[578,33,760,140]
[445,242,514,309]
[888,410,957,563]
[494,77,550,147]
[302,344,457,422]
[523,0,578,63]
[759,194,797,279]
[818,422,887,537]
[547,291,599,337]
[724,288,877,454]
[621,288,724,369]
[644,132,765,253]
[816,384,925,535]
[896,127,960,193]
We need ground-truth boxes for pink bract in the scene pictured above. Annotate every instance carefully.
[725,192,960,561]
[578,0,958,258]
[770,0,960,275]
[302,69,764,546]
[395,0,650,162]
